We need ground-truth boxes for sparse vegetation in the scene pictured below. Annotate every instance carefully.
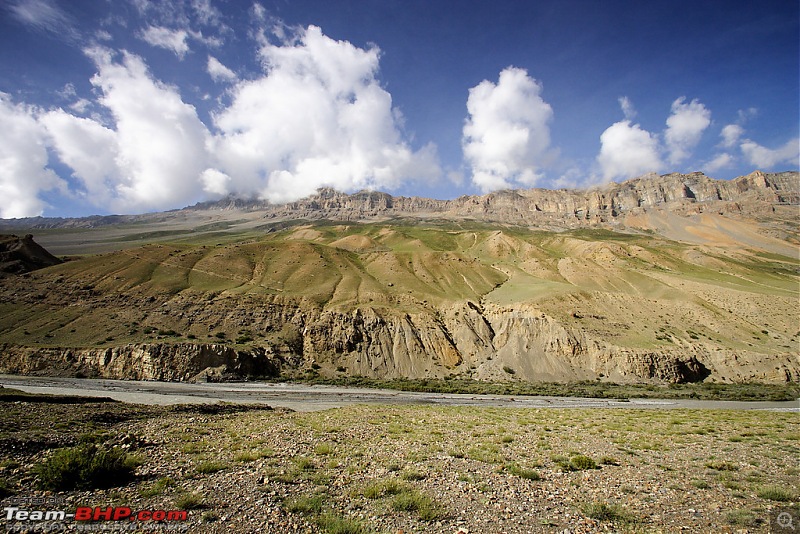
[725,508,763,528]
[33,444,139,491]
[757,484,795,501]
[1,386,798,532]
[505,463,541,480]
[581,501,635,523]
[174,492,204,510]
[554,453,598,472]
[287,376,800,402]
[705,460,738,471]
[284,494,326,515]
[195,460,228,474]
[390,488,446,521]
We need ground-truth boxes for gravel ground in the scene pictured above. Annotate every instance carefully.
[1,401,798,533]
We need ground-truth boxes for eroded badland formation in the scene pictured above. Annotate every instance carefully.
[0,171,798,384]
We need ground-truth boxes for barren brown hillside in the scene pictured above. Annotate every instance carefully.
[0,171,797,384]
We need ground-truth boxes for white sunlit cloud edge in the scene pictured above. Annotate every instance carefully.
[0,24,443,217]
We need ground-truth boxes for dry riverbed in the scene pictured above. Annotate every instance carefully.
[1,394,798,533]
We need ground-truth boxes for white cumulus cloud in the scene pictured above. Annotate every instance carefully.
[703,152,735,173]
[40,109,119,204]
[87,48,211,210]
[212,24,440,202]
[462,67,555,191]
[140,26,190,58]
[740,138,800,169]
[664,97,711,165]
[39,48,212,213]
[720,124,744,148]
[0,94,64,218]
[597,119,662,181]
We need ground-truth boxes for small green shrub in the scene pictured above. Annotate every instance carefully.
[502,366,516,375]
[293,456,315,471]
[314,443,334,456]
[505,463,541,480]
[582,501,634,522]
[725,509,762,527]
[569,454,598,471]
[233,451,261,463]
[34,444,138,491]
[139,476,175,497]
[362,479,405,499]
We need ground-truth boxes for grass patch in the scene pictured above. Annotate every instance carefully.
[756,485,795,501]
[174,492,204,510]
[139,476,175,497]
[705,460,738,471]
[362,479,406,499]
[195,460,227,474]
[554,454,598,472]
[400,470,426,481]
[725,508,763,528]
[582,501,635,523]
[390,489,446,521]
[314,443,335,456]
[33,444,139,491]
[505,463,541,480]
[315,512,373,534]
[284,494,326,515]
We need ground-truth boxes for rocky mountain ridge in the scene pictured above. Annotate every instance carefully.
[2,171,797,231]
[259,170,799,226]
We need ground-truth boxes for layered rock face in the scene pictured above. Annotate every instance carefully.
[2,298,797,384]
[234,170,799,226]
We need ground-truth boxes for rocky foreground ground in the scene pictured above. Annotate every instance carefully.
[0,394,798,533]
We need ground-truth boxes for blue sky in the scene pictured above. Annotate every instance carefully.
[0,0,797,218]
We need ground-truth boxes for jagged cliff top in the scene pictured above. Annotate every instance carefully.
[193,170,799,217]
[2,171,797,231]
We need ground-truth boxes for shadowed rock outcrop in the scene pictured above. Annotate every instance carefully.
[0,234,62,275]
